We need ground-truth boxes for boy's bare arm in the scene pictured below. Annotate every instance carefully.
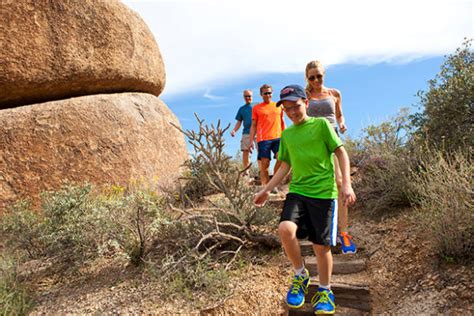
[230,121,242,137]
[334,146,356,206]
[254,161,291,206]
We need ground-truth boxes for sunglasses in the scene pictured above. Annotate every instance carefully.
[244,95,252,98]
[262,92,273,96]
[308,74,323,81]
[283,103,302,112]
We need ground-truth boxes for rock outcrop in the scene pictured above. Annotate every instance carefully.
[0,93,187,209]
[0,0,165,108]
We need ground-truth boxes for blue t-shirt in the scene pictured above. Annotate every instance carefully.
[235,103,254,134]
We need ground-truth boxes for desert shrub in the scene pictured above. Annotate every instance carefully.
[1,201,44,259]
[97,188,171,266]
[1,184,172,267]
[174,115,256,208]
[137,114,281,303]
[409,149,473,262]
[38,184,107,264]
[175,116,236,205]
[179,156,220,203]
[0,255,35,316]
[0,185,108,263]
[1,114,281,307]
[1,185,104,264]
[171,114,278,230]
[349,109,414,214]
[411,39,473,153]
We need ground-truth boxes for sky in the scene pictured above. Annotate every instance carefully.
[123,0,473,158]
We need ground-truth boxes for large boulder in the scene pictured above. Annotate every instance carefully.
[0,0,165,108]
[0,93,188,210]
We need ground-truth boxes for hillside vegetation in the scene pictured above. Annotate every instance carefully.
[1,40,472,315]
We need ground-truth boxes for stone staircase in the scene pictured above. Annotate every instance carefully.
[254,179,372,315]
[284,240,372,315]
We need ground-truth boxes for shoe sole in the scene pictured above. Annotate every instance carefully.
[314,310,335,314]
[287,301,305,309]
[341,248,357,254]
[287,278,310,309]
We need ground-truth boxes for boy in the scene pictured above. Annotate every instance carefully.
[254,84,356,314]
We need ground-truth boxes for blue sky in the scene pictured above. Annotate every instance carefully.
[123,0,473,157]
[162,57,444,156]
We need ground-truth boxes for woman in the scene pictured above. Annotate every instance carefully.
[305,60,356,254]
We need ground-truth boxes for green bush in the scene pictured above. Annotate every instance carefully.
[348,109,414,214]
[98,189,171,266]
[411,39,474,153]
[409,149,473,262]
[1,184,113,265]
[178,156,225,204]
[0,255,35,316]
[1,201,44,259]
[39,184,106,264]
[1,184,172,267]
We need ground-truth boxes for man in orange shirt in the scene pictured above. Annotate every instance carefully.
[249,84,285,185]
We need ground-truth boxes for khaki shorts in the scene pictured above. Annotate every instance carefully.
[240,134,253,151]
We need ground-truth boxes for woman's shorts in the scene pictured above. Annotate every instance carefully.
[280,193,338,246]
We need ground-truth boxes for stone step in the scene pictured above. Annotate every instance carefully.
[287,305,367,316]
[288,280,371,315]
[299,240,365,256]
[306,256,366,276]
[300,240,343,256]
[305,279,371,311]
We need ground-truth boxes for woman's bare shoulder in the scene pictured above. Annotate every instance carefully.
[328,88,341,97]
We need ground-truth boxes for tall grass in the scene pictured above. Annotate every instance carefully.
[0,255,35,316]
[409,149,473,262]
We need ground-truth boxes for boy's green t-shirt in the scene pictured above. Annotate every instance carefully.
[278,117,343,199]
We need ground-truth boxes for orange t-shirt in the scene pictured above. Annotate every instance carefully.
[252,101,285,142]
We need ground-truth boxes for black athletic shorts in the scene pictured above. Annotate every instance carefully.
[280,193,338,246]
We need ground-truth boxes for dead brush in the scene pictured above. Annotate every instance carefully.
[409,149,473,262]
[168,114,280,271]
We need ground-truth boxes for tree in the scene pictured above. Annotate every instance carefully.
[412,39,473,152]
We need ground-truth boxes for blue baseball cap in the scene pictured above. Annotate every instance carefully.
[276,84,307,107]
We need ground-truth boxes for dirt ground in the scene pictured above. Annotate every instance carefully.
[18,205,474,315]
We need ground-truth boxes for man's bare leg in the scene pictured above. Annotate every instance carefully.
[242,150,250,171]
[260,158,270,185]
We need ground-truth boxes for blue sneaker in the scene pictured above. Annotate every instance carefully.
[311,288,336,314]
[338,232,357,254]
[286,269,310,308]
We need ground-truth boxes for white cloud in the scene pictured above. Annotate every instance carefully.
[123,0,473,96]
[203,88,226,101]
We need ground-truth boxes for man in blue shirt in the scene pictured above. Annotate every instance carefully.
[231,89,254,172]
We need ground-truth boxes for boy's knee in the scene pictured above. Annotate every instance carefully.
[278,221,297,239]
